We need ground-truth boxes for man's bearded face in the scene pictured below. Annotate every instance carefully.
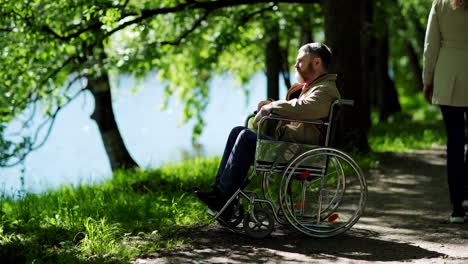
[295,55,314,84]
[295,68,306,84]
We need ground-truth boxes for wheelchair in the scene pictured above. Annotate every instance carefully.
[210,99,367,238]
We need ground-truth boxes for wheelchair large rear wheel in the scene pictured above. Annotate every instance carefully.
[279,148,367,238]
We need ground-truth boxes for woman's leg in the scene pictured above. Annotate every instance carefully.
[440,105,465,209]
[464,108,468,200]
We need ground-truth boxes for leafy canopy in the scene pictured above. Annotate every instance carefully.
[0,0,316,166]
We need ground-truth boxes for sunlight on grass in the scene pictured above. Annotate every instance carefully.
[369,93,446,153]
[80,217,127,256]
[0,157,219,263]
[369,119,445,152]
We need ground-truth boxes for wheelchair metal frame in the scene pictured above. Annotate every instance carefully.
[212,99,367,238]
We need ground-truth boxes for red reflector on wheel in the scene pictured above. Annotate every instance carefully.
[299,171,310,180]
[328,213,339,222]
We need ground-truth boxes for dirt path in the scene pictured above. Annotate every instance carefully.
[136,146,468,263]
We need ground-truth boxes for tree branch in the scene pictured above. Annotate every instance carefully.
[108,0,318,37]
[145,3,274,48]
[0,27,13,32]
[22,74,85,130]
[154,11,210,46]
[40,23,101,41]
[27,57,75,105]
[120,0,131,8]
[30,87,86,151]
[2,87,87,167]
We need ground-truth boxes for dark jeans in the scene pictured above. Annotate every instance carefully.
[212,126,271,197]
[440,105,468,206]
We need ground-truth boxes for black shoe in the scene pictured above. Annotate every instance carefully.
[193,187,223,209]
[193,188,234,220]
[449,205,466,224]
[194,190,222,210]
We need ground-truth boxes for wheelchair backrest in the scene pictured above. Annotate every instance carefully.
[324,99,354,148]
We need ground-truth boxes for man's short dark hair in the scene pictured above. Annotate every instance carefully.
[300,43,332,71]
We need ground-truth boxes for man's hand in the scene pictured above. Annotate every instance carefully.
[257,100,272,111]
[253,104,272,129]
[423,84,433,104]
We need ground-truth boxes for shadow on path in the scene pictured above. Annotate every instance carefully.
[139,225,443,263]
[361,148,468,243]
[137,147,467,263]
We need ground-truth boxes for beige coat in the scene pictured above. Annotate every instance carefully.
[253,74,340,144]
[423,0,468,106]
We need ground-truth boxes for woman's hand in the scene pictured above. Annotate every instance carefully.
[423,84,433,104]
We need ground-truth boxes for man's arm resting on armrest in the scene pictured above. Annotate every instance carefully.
[253,87,334,128]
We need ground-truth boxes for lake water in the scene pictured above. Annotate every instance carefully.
[0,73,288,196]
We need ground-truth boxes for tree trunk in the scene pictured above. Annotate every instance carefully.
[299,6,314,46]
[266,22,281,100]
[377,30,401,121]
[88,74,139,171]
[408,6,426,54]
[400,6,424,92]
[365,0,378,109]
[371,0,401,122]
[324,0,370,152]
[280,44,292,89]
[405,40,424,91]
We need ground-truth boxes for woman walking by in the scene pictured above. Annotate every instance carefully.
[423,0,468,223]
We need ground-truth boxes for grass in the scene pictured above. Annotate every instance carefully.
[369,117,445,152]
[369,91,446,153]
[0,157,219,263]
[0,92,448,263]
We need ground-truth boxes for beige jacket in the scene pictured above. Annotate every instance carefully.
[423,0,468,106]
[253,74,340,144]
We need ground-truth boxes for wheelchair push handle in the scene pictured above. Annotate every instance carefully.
[334,99,354,107]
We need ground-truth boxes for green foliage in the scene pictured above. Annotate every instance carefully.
[370,118,445,152]
[0,0,322,165]
[387,0,432,91]
[370,67,445,153]
[0,0,441,165]
[80,217,133,257]
[0,156,219,262]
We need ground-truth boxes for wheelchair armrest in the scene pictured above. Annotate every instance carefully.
[256,114,328,140]
[261,114,327,126]
[244,110,258,128]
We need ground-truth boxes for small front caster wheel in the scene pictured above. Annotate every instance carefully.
[243,208,274,238]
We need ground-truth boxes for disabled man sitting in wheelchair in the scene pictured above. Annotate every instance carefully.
[193,43,367,237]
[194,42,365,238]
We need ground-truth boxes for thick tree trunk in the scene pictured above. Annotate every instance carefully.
[88,74,139,171]
[266,23,280,100]
[324,0,370,152]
